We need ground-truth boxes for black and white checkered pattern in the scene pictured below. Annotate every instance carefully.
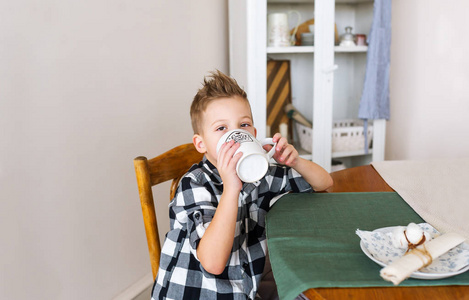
[152,157,312,300]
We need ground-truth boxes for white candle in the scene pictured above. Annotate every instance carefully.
[279,123,288,140]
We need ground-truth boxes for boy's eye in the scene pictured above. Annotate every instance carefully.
[240,123,251,128]
[216,126,226,131]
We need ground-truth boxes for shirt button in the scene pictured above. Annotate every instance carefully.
[243,262,249,270]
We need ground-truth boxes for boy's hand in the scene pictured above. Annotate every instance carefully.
[265,133,333,192]
[198,140,243,275]
[217,140,243,192]
[265,133,299,168]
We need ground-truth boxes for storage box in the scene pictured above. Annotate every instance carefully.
[295,119,373,153]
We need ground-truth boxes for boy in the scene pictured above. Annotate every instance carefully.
[152,70,332,300]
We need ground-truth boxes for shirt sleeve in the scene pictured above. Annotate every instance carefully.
[265,164,313,194]
[169,172,218,260]
[255,164,312,210]
[286,167,313,193]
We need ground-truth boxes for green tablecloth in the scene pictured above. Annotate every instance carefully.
[266,192,469,300]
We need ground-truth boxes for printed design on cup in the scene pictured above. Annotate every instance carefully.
[225,131,254,144]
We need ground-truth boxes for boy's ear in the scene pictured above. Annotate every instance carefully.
[193,134,207,154]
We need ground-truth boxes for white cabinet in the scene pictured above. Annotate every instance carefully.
[229,0,386,172]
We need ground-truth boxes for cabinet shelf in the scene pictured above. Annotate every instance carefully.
[332,149,373,158]
[267,45,367,54]
[267,46,315,54]
[335,45,368,52]
[268,0,372,3]
[299,149,372,161]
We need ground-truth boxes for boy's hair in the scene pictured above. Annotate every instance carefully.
[190,70,250,134]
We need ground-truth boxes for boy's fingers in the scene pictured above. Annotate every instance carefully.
[285,157,295,166]
[218,140,230,155]
[219,141,234,165]
[278,145,296,164]
[228,142,241,156]
[231,151,243,166]
[275,137,288,152]
[221,140,235,154]
[286,148,299,166]
[220,141,240,166]
[272,132,282,143]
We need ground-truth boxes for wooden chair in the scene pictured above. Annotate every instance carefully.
[133,143,204,280]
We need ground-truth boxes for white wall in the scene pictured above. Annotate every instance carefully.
[387,1,469,160]
[0,1,228,299]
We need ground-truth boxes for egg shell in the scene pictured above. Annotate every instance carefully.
[391,226,408,249]
[406,222,424,244]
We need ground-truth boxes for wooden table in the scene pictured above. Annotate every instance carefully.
[301,165,469,300]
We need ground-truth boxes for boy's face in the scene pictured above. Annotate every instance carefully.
[193,96,256,168]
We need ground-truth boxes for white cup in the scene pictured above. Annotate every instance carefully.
[216,129,276,183]
[267,11,301,47]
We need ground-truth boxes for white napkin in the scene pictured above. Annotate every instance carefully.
[371,159,469,241]
[380,232,466,285]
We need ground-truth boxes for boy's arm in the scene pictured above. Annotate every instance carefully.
[269,133,333,191]
[292,157,333,191]
[197,140,242,275]
[197,186,239,275]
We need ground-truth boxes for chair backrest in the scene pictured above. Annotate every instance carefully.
[133,143,204,279]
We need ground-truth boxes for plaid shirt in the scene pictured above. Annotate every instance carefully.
[152,157,312,300]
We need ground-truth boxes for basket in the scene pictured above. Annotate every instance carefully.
[295,119,373,153]
[295,122,313,153]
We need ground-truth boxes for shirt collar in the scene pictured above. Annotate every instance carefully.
[201,156,222,185]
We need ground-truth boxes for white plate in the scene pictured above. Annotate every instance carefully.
[359,226,469,280]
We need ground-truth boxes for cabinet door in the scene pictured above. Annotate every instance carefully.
[313,0,336,170]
